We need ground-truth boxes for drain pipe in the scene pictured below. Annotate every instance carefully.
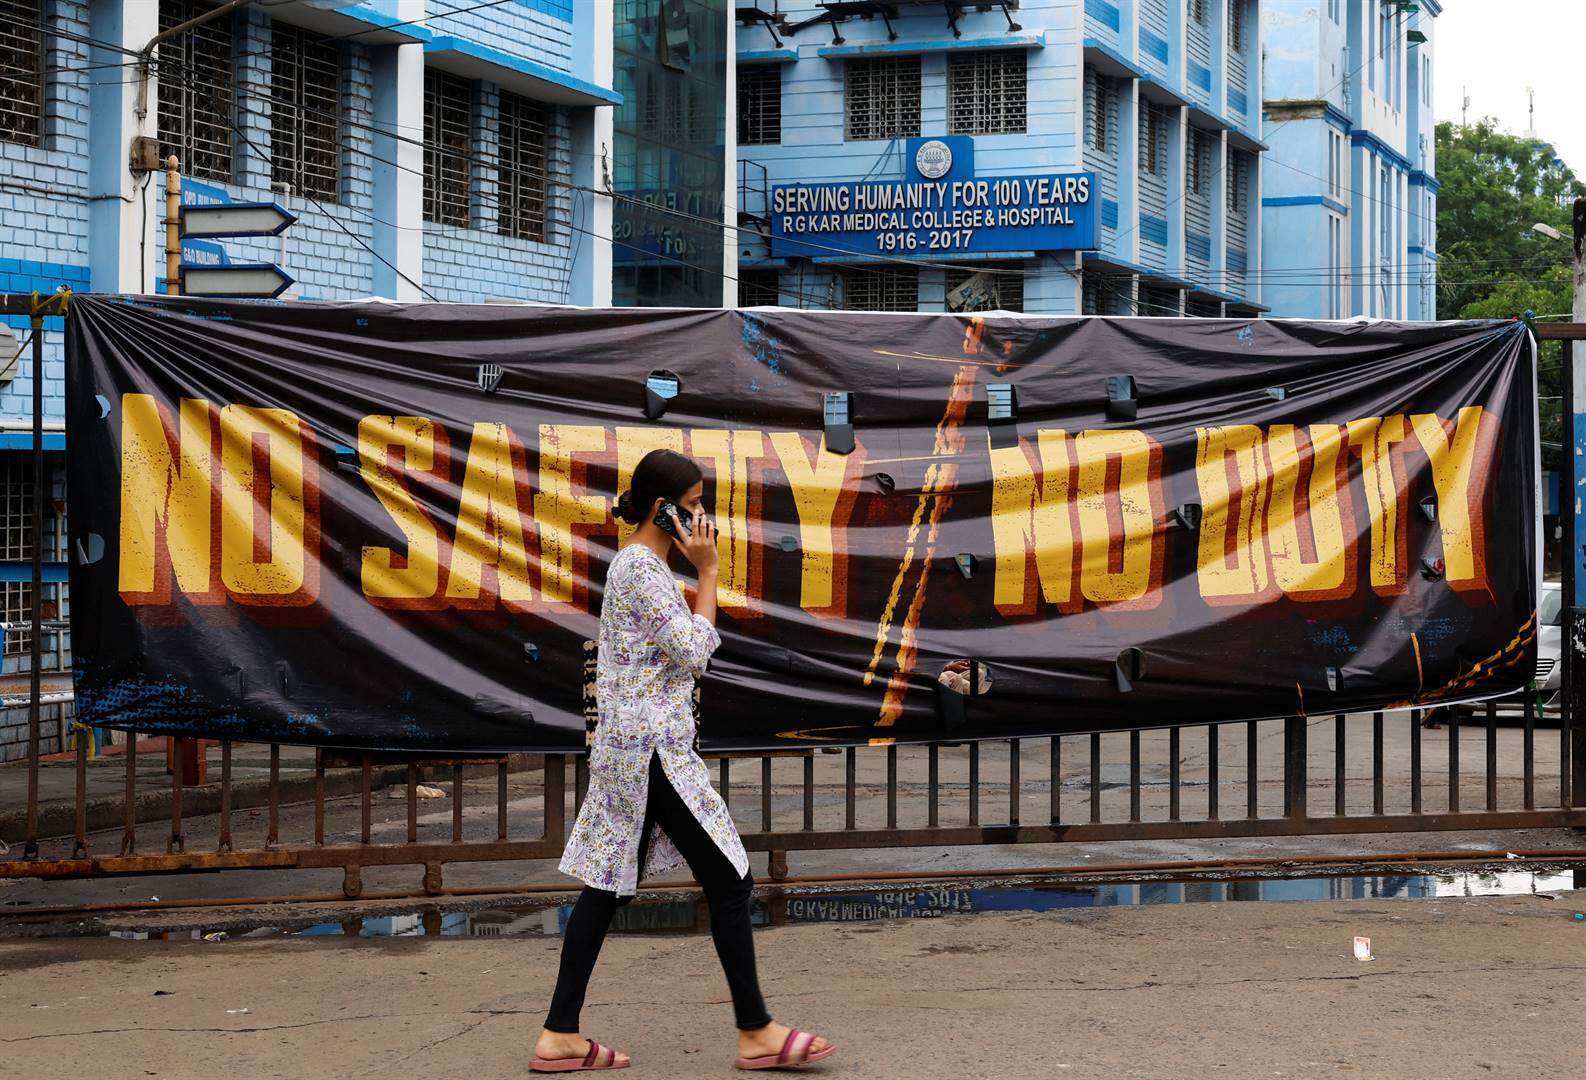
[135,0,258,122]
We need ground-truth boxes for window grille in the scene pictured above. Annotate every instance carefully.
[737,65,780,145]
[270,24,341,201]
[840,266,918,311]
[1139,283,1180,315]
[1140,103,1165,175]
[1226,152,1248,214]
[498,90,549,241]
[946,263,1025,313]
[0,0,42,147]
[1228,1,1244,51]
[947,50,1025,136]
[157,0,235,182]
[424,70,472,227]
[1085,70,1114,153]
[1188,128,1208,194]
[738,268,781,307]
[0,454,34,656]
[844,58,920,141]
[1190,0,1206,25]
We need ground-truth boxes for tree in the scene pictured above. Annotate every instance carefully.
[1435,119,1582,321]
[1436,120,1584,454]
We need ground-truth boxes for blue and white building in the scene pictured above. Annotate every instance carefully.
[0,0,627,754]
[733,0,1266,317]
[1260,0,1439,319]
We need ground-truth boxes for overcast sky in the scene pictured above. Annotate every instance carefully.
[1433,0,1585,173]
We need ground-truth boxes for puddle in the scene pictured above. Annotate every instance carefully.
[102,868,1583,941]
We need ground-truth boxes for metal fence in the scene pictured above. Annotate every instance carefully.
[3,700,1582,900]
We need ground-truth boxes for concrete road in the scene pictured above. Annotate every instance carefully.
[3,887,1584,1079]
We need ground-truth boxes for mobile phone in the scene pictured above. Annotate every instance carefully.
[654,500,694,538]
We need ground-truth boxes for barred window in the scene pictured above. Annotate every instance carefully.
[844,58,920,141]
[0,0,42,147]
[1139,103,1166,175]
[1084,69,1114,153]
[0,454,34,656]
[498,90,549,241]
[424,70,472,227]
[1188,127,1208,194]
[738,268,780,307]
[1139,283,1180,315]
[158,0,235,182]
[840,266,918,311]
[271,24,342,201]
[1227,152,1248,214]
[737,65,780,146]
[1190,0,1207,25]
[1228,1,1245,51]
[947,50,1026,136]
[946,263,1024,313]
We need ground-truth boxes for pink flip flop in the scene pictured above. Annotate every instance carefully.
[735,1028,837,1070]
[529,1038,630,1072]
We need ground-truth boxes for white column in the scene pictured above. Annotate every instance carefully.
[370,0,425,301]
[87,0,161,294]
[721,8,738,306]
[569,1,613,307]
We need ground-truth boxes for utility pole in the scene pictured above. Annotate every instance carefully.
[1571,197,1586,814]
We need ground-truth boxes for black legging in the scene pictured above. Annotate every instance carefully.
[544,751,773,1033]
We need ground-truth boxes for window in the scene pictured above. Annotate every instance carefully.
[1085,69,1114,153]
[738,64,780,146]
[1188,128,1208,195]
[1228,1,1244,52]
[498,90,549,241]
[1422,55,1431,106]
[157,0,235,182]
[1140,103,1165,175]
[738,268,780,307]
[1190,0,1207,26]
[0,0,43,147]
[1328,0,1339,23]
[844,57,920,141]
[1138,283,1180,315]
[0,453,35,656]
[270,25,341,201]
[424,70,472,227]
[947,50,1026,135]
[840,266,918,311]
[945,263,1024,313]
[1227,152,1247,214]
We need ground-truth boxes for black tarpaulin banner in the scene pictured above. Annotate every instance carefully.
[64,296,1538,752]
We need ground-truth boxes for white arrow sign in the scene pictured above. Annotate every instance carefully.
[180,201,298,239]
[180,262,295,299]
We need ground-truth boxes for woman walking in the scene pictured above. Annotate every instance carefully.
[531,449,836,1073]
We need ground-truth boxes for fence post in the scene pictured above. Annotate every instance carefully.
[1568,199,1586,810]
[1283,716,1307,820]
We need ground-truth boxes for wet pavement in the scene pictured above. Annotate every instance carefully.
[98,866,1586,941]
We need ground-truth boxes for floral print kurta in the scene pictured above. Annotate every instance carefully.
[558,543,750,896]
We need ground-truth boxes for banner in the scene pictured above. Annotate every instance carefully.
[66,297,1537,753]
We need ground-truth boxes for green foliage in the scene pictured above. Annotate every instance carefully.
[1435,119,1582,322]
[1436,120,1582,462]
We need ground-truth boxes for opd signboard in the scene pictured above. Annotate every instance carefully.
[768,136,1096,259]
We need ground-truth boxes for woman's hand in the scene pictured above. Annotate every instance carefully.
[670,509,718,574]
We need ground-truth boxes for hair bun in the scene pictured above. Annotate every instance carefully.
[614,488,637,524]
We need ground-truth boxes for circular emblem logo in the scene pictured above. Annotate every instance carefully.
[914,140,954,180]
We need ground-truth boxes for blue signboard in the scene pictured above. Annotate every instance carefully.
[180,177,234,266]
[769,137,1096,260]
